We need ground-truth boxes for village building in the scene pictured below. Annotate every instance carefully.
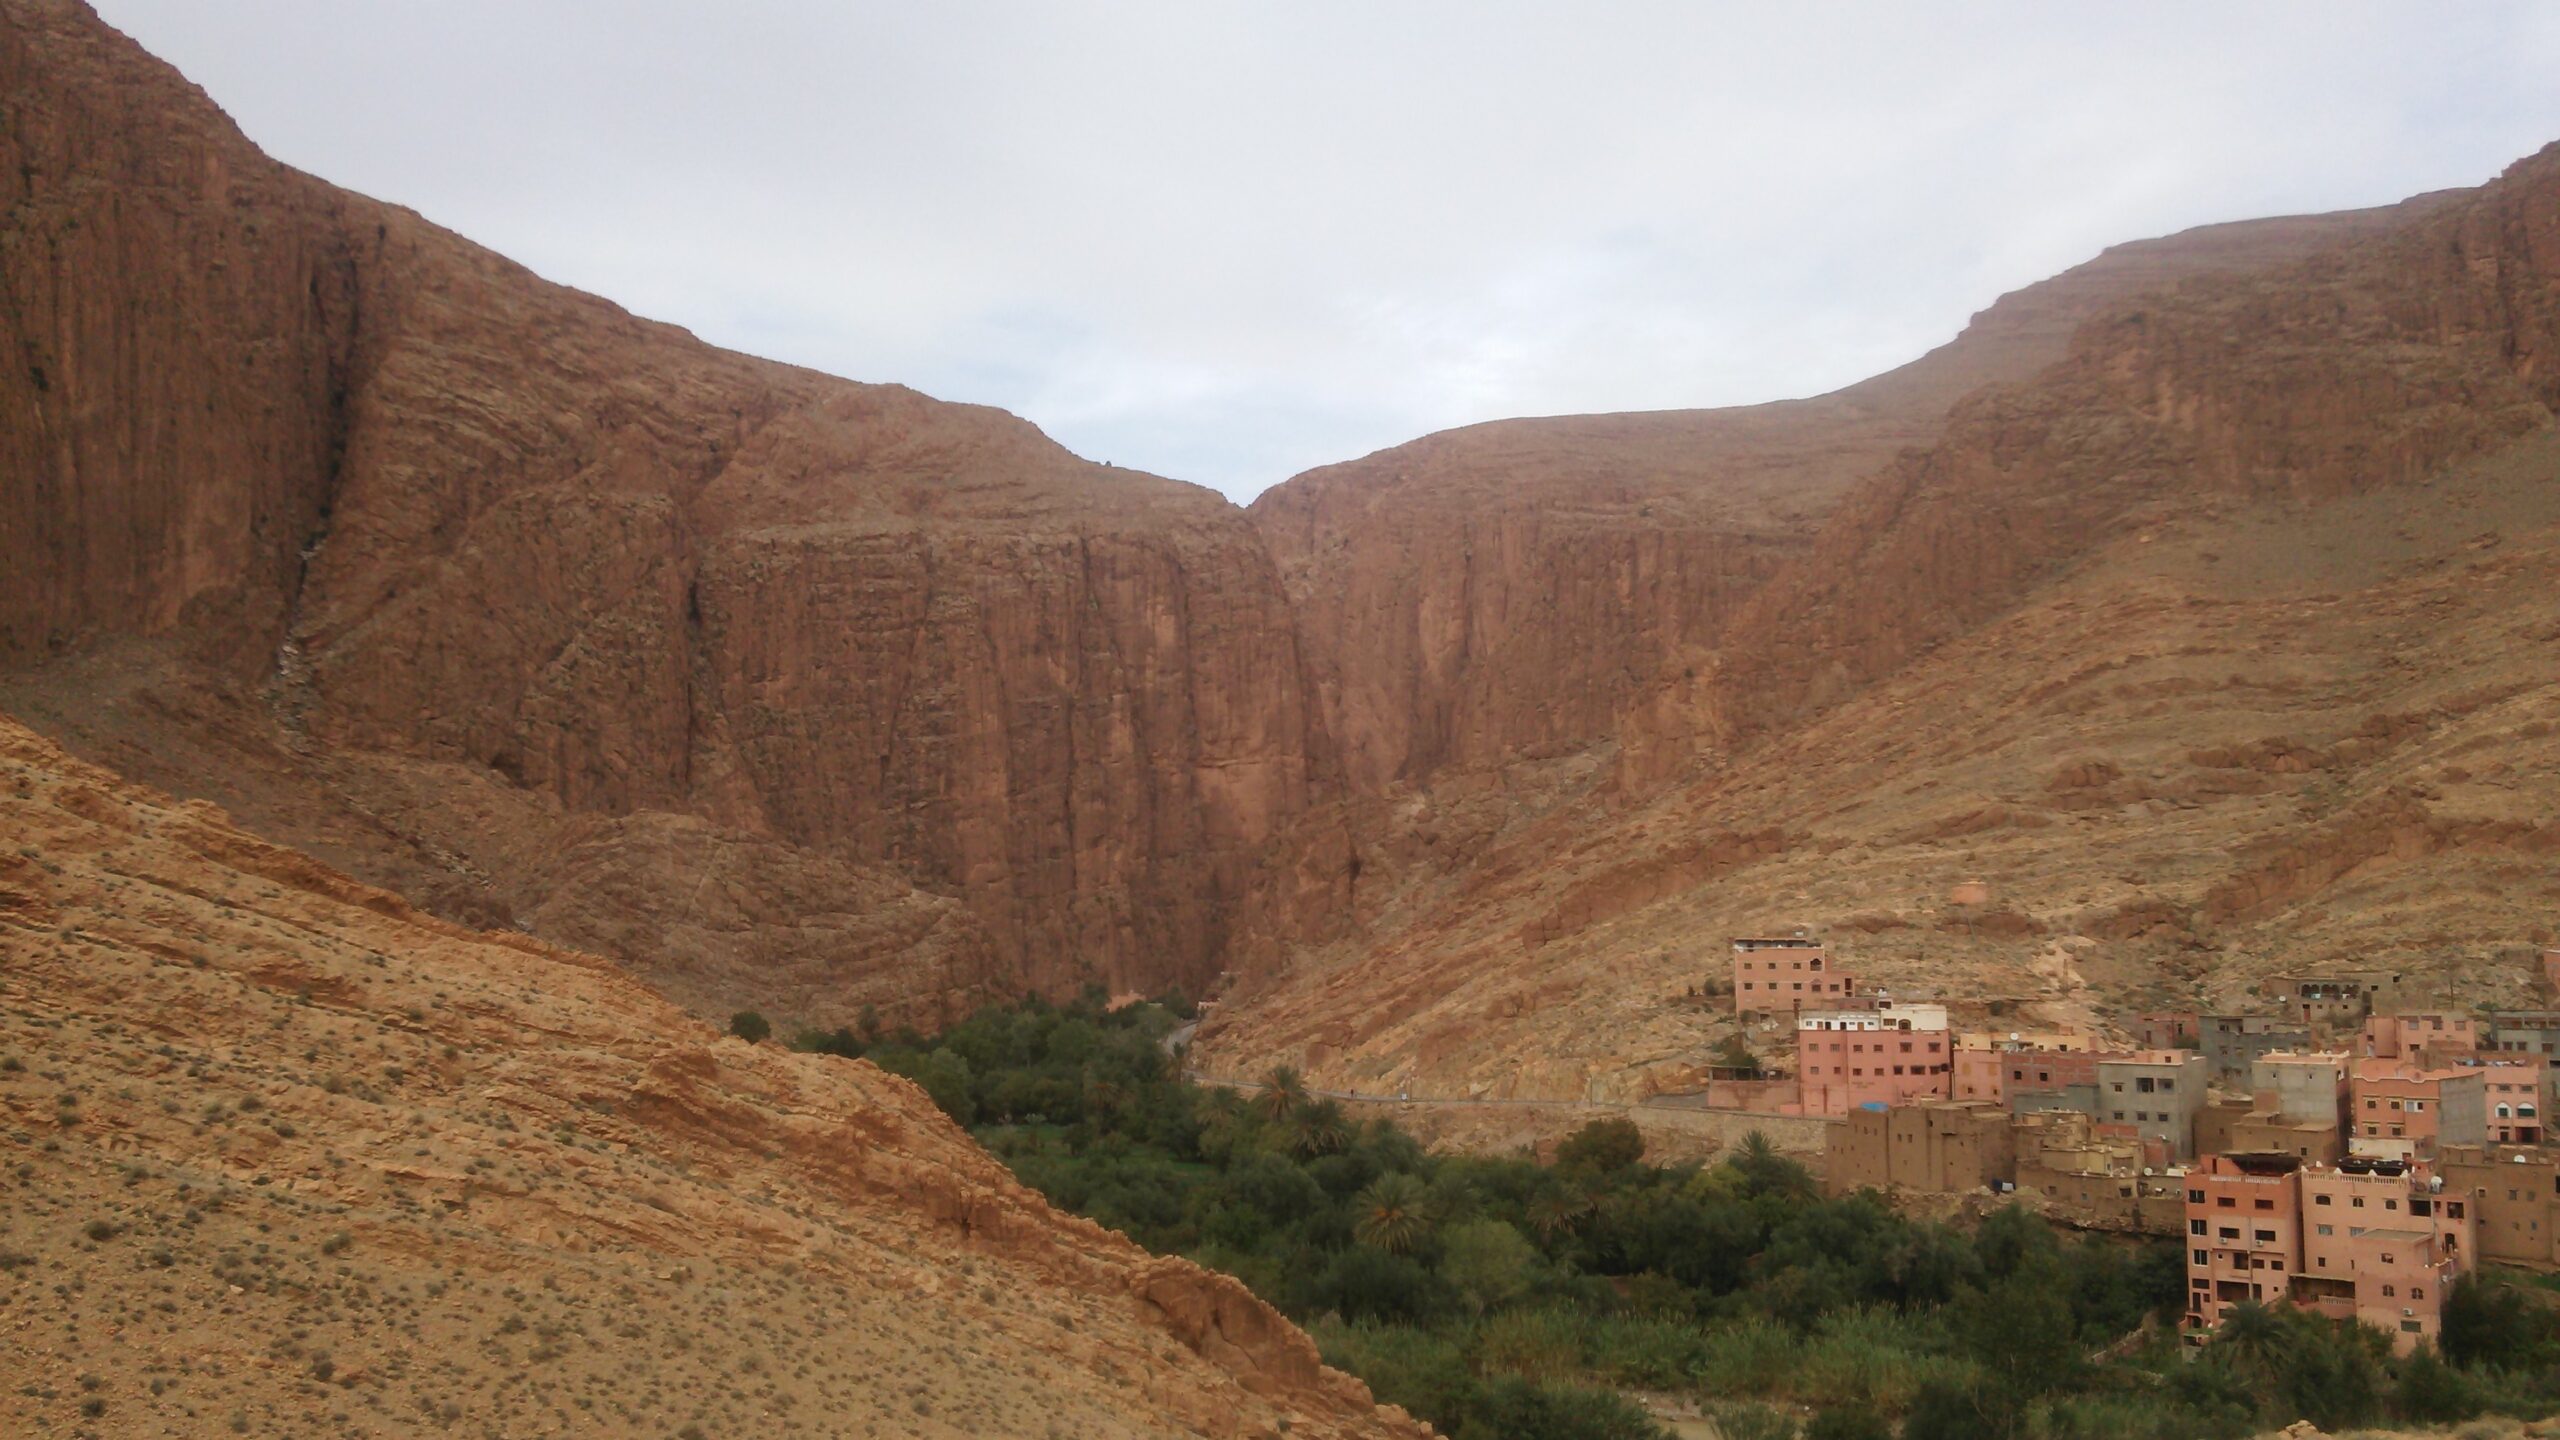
[2294,1158,2471,1349]
[1823,1101,2013,1195]
[2349,1059,2486,1161]
[2013,1110,2183,1233]
[2438,1144,2560,1271]
[2488,1011,2560,1110]
[2134,1011,2201,1050]
[1793,1000,1950,1117]
[1951,1028,2094,1104]
[2194,1095,2256,1158]
[2002,1048,2103,1117]
[2200,1014,2315,1087]
[1730,935,1853,1018]
[2184,1152,2471,1354]
[2458,1057,2547,1146]
[2359,1011,2484,1063]
[2096,1051,2209,1159]
[2269,971,2409,1033]
[2185,1152,2305,1337]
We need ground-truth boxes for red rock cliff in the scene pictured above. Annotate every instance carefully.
[0,0,1328,1006]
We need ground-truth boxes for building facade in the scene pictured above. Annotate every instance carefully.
[1731,936,1853,1018]
[2349,1060,2486,1161]
[2201,1014,2315,1087]
[2096,1052,2209,1160]
[2185,1153,2471,1354]
[1794,1001,1951,1116]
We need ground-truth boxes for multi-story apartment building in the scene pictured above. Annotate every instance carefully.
[2350,1060,2486,1161]
[1951,1029,2094,1103]
[2360,1012,2483,1063]
[2201,1014,2316,1087]
[2185,1153,2472,1354]
[2186,1153,2304,1335]
[1794,1000,1950,1116]
[2439,1144,2560,1272]
[1730,935,1854,1018]
[2097,1051,2209,1159]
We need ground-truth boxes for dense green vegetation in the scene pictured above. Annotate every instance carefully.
[795,992,2560,1439]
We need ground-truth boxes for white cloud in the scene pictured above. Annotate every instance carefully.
[91,0,2560,500]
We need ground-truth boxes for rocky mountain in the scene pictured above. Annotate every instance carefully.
[1201,144,2560,1099]
[4,0,2556,1111]
[0,0,1324,1030]
[1246,195,2449,793]
[0,711,1422,1437]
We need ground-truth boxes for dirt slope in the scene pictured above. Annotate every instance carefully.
[0,710,1424,1438]
[0,0,1325,1025]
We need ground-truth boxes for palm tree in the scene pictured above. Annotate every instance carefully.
[1253,1065,1308,1122]
[1525,1183,1596,1241]
[1355,1172,1434,1254]
[2209,1299,2298,1388]
[1289,1099,1353,1158]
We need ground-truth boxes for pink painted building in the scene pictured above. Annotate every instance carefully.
[2185,1153,2304,1338]
[2187,1153,2473,1354]
[2360,1012,2483,1063]
[1795,1001,1951,1117]
[2469,1058,2546,1146]
[1731,936,1854,1018]
[2351,1059,2487,1161]
[1952,1029,2094,1104]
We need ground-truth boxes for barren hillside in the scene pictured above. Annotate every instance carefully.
[0,711,1423,1438]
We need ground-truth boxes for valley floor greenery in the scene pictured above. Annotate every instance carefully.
[774,994,2560,1440]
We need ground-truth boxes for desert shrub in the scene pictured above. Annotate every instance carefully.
[1704,1400,1798,1440]
[727,1010,770,1044]
[1473,1306,1587,1382]
[1801,1402,1891,1440]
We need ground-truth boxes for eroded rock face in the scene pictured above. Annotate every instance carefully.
[1245,198,2455,794]
[0,0,1326,1007]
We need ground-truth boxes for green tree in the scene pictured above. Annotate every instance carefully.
[1949,1259,2079,1397]
[1355,1172,1435,1254]
[1555,1117,1644,1174]
[1254,1065,1308,1122]
[1440,1218,1538,1312]
[1290,1099,1355,1159]
[2390,1344,2483,1424]
[728,1010,771,1044]
[1713,1035,1761,1078]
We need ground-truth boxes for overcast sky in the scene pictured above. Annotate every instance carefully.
[92,2,2560,502]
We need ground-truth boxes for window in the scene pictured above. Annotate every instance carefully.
[2254,1199,2274,1211]
[2190,1220,2207,1236]
[2192,1249,2208,1266]
[2189,1190,2206,1204]
[2352,1197,2366,1209]
[2218,1196,2236,1208]
[2315,1194,2334,1206]
[2218,1227,2239,1240]
[2316,1224,2333,1236]
[2412,1287,2424,1300]
[2254,1230,2276,1243]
